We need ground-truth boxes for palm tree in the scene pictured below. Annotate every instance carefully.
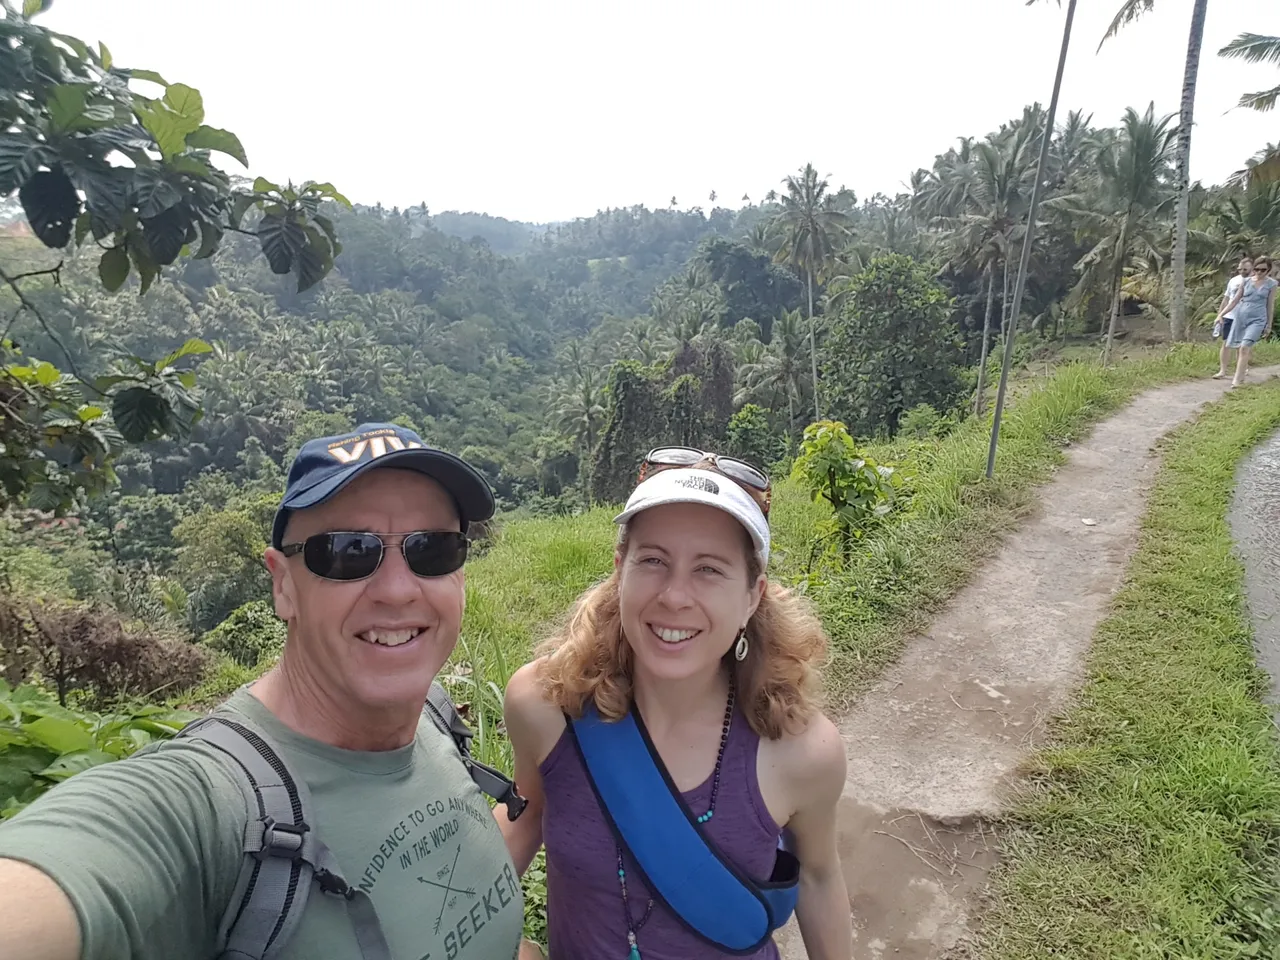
[938,126,1039,411]
[1219,33,1280,185]
[1060,104,1177,364]
[769,163,853,422]
[1098,0,1209,342]
[1226,142,1280,188]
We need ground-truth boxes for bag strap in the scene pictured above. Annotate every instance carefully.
[425,681,528,821]
[568,703,797,953]
[176,715,394,960]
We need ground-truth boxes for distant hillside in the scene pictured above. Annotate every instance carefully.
[430,211,546,255]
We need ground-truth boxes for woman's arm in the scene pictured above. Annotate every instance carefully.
[1267,285,1276,334]
[498,660,562,876]
[783,715,854,960]
[1219,288,1244,319]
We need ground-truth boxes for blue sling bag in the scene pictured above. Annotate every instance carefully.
[568,702,800,954]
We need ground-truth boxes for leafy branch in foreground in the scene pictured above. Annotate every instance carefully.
[0,679,199,821]
[0,0,348,515]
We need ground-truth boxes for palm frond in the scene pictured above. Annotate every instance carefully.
[1218,32,1280,66]
[1237,83,1280,113]
[1098,0,1156,51]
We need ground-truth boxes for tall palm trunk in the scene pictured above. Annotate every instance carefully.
[806,268,820,423]
[974,265,997,414]
[1104,209,1134,366]
[1001,253,1011,337]
[787,388,795,452]
[1171,0,1209,342]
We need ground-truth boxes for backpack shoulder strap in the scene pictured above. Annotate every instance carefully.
[424,681,528,822]
[175,714,394,960]
[568,703,799,954]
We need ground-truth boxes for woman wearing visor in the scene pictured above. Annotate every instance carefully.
[502,447,853,959]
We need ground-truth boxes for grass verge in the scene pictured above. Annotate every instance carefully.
[974,378,1280,959]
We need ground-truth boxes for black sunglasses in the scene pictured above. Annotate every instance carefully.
[639,446,772,516]
[280,531,469,582]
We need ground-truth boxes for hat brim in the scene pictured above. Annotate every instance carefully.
[272,448,495,548]
[613,490,768,565]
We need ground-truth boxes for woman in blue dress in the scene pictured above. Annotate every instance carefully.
[1216,255,1276,386]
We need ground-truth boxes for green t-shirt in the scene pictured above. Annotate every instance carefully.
[0,686,524,960]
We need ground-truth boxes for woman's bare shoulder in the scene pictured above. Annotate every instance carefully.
[504,659,567,757]
[774,710,847,798]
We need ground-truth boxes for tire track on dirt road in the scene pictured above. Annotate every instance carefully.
[775,367,1280,960]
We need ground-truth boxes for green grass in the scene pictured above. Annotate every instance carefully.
[974,377,1280,960]
[449,342,1280,731]
[168,341,1280,948]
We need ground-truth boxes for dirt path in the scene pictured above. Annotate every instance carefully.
[775,367,1280,960]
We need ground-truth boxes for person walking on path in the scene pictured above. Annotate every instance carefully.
[502,447,854,960]
[1214,256,1253,378]
[0,423,532,960]
[1217,255,1277,387]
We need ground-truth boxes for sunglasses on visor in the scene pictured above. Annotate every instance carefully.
[280,531,469,581]
[638,446,772,517]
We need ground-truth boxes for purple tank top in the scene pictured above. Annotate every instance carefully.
[539,706,783,960]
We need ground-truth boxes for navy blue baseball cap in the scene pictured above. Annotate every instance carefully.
[270,422,496,549]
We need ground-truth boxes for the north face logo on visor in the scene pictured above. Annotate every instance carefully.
[675,475,719,496]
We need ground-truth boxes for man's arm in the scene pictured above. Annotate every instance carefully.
[784,715,854,960]
[0,859,80,960]
[0,744,245,960]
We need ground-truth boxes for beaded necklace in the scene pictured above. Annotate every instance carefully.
[616,679,737,960]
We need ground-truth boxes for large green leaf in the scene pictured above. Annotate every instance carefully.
[184,125,247,167]
[295,225,332,292]
[258,213,306,275]
[157,338,212,371]
[193,218,222,259]
[140,204,192,266]
[112,385,171,442]
[122,68,168,87]
[46,82,113,133]
[71,163,130,232]
[19,167,79,248]
[39,749,115,781]
[230,193,258,229]
[128,239,159,295]
[0,132,53,196]
[98,245,129,291]
[136,91,202,160]
[131,166,183,219]
[308,182,353,208]
[23,716,93,754]
[163,83,204,124]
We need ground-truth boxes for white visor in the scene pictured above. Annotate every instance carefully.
[613,467,770,567]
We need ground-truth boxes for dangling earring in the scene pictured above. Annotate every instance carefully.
[734,628,749,662]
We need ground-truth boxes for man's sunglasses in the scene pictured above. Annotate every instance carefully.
[280,531,468,582]
[638,446,772,517]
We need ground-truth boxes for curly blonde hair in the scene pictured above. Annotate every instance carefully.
[534,527,830,741]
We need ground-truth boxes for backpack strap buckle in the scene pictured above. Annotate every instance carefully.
[254,816,310,862]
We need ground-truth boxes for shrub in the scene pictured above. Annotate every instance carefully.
[897,403,957,440]
[792,420,904,563]
[200,600,286,668]
[823,253,965,437]
[0,596,210,707]
[725,403,784,471]
[0,680,198,820]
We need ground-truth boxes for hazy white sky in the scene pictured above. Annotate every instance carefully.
[38,0,1279,224]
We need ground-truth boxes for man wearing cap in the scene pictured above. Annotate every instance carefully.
[0,424,528,960]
